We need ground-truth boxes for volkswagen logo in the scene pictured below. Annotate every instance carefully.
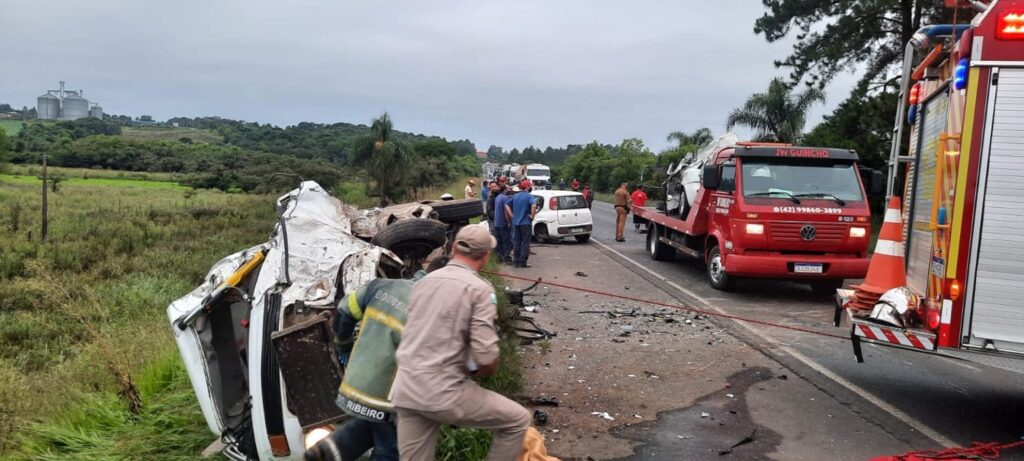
[800,225,817,241]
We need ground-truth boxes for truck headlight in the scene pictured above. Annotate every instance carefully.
[850,227,867,238]
[745,223,764,235]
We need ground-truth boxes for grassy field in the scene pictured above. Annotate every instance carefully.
[121,126,223,144]
[0,172,520,459]
[0,119,27,136]
[6,164,187,184]
[0,177,278,458]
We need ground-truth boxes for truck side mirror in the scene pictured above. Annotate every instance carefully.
[870,170,884,196]
[701,164,721,190]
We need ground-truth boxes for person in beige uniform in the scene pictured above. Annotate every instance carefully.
[391,225,530,461]
[614,181,631,242]
[465,179,478,199]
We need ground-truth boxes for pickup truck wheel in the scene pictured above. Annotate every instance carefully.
[810,279,844,295]
[706,246,734,291]
[424,199,483,224]
[371,219,447,260]
[647,224,674,261]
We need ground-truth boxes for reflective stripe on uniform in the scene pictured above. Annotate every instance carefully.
[364,307,404,333]
[348,292,364,320]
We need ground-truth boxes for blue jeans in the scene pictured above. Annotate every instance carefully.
[512,224,531,266]
[495,225,512,261]
[327,417,398,461]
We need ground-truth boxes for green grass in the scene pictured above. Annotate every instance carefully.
[1,174,188,190]
[6,164,185,183]
[121,127,223,144]
[0,120,26,136]
[0,177,277,457]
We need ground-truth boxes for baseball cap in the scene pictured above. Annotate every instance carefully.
[454,225,497,253]
[520,179,532,189]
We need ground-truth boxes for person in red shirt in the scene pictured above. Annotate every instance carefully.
[571,178,580,192]
[631,185,649,233]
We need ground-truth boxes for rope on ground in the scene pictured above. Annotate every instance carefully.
[482,270,851,341]
[877,440,1024,460]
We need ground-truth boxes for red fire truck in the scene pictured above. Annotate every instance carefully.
[838,0,1024,365]
[633,140,883,291]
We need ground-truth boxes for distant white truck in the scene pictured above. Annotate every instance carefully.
[521,163,552,190]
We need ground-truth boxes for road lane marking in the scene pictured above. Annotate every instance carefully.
[592,237,957,448]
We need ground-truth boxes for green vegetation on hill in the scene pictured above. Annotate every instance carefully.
[121,126,223,144]
[0,120,27,136]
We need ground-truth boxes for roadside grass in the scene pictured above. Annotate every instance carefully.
[0,174,189,190]
[121,126,223,144]
[0,179,276,457]
[6,164,185,183]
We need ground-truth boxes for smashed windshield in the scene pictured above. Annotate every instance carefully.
[740,160,864,203]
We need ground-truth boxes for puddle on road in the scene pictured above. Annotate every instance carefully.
[609,367,782,461]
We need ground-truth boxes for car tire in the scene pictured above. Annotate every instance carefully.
[534,224,552,243]
[810,279,844,295]
[574,234,590,243]
[647,224,673,261]
[706,245,734,291]
[426,199,483,224]
[371,219,447,260]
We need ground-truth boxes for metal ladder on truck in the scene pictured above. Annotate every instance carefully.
[887,44,919,243]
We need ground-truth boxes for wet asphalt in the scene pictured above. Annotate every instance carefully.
[586,200,1024,460]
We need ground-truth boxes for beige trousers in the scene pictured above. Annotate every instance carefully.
[396,382,531,461]
[615,206,628,239]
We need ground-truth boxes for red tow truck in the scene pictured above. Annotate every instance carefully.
[634,140,883,291]
[837,0,1024,367]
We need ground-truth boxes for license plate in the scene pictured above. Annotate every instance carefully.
[570,228,584,234]
[794,263,823,274]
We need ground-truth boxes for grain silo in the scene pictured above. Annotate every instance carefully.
[61,91,89,120]
[89,104,103,119]
[37,93,60,119]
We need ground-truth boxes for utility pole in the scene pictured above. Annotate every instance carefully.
[41,152,48,241]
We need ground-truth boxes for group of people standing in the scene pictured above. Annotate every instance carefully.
[484,177,538,268]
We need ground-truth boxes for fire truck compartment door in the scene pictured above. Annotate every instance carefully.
[906,86,948,295]
[965,67,1024,354]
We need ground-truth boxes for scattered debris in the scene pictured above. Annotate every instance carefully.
[777,374,788,380]
[591,412,615,421]
[532,396,560,406]
[533,410,549,426]
[575,271,588,277]
[633,414,642,419]
[726,393,735,399]
[525,305,537,312]
[718,428,757,456]
[700,412,711,419]
[685,319,693,325]
[611,338,626,343]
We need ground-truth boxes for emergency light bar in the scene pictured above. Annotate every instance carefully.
[996,10,1024,39]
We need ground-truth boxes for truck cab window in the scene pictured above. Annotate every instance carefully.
[720,165,736,193]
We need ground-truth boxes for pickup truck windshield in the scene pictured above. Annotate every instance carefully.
[527,168,550,176]
[740,160,863,203]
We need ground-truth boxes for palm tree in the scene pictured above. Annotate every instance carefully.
[666,127,714,148]
[726,78,825,143]
[352,113,413,206]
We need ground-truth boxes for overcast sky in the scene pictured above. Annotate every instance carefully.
[0,1,858,151]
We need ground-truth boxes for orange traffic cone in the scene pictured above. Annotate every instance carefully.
[848,197,907,310]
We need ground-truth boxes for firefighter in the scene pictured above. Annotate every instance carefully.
[391,226,531,461]
[305,253,450,461]
[631,185,648,233]
[614,182,631,242]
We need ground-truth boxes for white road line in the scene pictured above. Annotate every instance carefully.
[592,237,957,448]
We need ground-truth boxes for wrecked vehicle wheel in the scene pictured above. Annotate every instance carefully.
[371,218,447,260]
[423,198,483,224]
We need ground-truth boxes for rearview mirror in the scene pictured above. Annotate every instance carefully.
[870,170,884,196]
[701,164,721,190]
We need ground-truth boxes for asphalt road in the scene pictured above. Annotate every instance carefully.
[585,200,1024,458]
